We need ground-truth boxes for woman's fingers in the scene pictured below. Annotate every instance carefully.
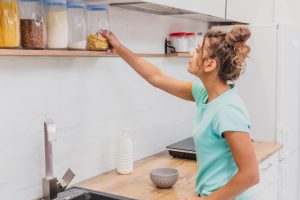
[101,30,120,48]
[101,30,110,37]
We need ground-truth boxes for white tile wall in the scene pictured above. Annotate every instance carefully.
[0,8,208,199]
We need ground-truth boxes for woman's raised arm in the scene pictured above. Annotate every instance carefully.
[102,31,194,101]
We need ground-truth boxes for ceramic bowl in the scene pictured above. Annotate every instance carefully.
[149,167,179,189]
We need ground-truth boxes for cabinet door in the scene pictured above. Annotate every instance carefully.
[144,0,226,18]
[211,25,278,142]
[209,25,277,143]
[278,152,299,200]
[226,0,273,23]
[251,153,279,200]
[235,25,277,142]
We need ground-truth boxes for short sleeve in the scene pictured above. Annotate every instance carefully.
[192,81,207,106]
[214,104,251,138]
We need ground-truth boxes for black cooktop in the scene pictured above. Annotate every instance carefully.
[166,137,196,160]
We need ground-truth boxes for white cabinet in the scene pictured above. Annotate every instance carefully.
[226,0,274,23]
[144,0,226,18]
[250,153,279,200]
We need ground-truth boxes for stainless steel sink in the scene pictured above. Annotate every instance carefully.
[56,187,135,200]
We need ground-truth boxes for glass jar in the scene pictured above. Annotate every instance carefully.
[19,0,46,49]
[0,0,20,48]
[67,2,86,50]
[86,5,110,51]
[194,32,203,49]
[186,32,195,52]
[44,0,68,49]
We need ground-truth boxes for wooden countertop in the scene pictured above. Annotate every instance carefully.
[76,141,282,200]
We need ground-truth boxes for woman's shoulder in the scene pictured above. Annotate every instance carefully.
[223,87,246,105]
[213,90,251,137]
[217,88,249,116]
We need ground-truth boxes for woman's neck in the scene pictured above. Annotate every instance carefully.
[201,77,230,103]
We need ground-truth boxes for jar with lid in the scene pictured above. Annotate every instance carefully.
[86,5,110,51]
[44,0,68,49]
[19,0,46,49]
[169,32,187,53]
[0,0,20,48]
[67,2,86,50]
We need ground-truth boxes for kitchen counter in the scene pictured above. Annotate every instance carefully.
[76,141,282,200]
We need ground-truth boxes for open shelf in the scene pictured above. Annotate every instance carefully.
[0,49,189,57]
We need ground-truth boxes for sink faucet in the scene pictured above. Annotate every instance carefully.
[42,119,75,200]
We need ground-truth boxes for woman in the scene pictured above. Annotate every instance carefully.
[103,25,259,200]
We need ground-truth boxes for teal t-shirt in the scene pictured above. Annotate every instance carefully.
[192,81,251,200]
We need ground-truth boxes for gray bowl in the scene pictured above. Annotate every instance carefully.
[149,167,179,189]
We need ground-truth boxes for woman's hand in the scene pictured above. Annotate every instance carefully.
[101,30,121,49]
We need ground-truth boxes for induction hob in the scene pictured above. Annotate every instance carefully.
[166,137,196,160]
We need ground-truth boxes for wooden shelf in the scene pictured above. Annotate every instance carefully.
[165,52,190,57]
[0,49,189,57]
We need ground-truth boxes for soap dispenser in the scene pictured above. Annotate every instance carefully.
[117,129,133,175]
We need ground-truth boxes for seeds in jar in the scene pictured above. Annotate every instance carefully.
[87,34,109,50]
[20,19,44,49]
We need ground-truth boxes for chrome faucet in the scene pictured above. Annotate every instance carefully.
[42,119,75,200]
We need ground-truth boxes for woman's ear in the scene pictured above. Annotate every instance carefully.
[204,59,217,72]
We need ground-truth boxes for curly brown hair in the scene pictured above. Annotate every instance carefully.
[201,25,251,82]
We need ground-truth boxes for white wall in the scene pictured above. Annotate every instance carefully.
[274,0,300,26]
[0,8,208,200]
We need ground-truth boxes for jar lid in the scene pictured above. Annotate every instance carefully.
[44,0,66,5]
[169,32,186,37]
[186,32,195,36]
[86,4,109,11]
[67,2,85,8]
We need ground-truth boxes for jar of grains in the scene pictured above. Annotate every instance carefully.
[0,0,20,48]
[19,0,46,49]
[86,4,110,51]
[67,1,86,50]
[44,0,68,49]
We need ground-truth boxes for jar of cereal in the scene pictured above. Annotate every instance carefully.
[86,4,110,51]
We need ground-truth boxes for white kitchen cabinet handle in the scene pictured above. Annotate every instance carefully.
[261,163,273,171]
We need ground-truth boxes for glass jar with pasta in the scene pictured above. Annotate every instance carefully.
[0,0,20,48]
[86,5,110,51]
